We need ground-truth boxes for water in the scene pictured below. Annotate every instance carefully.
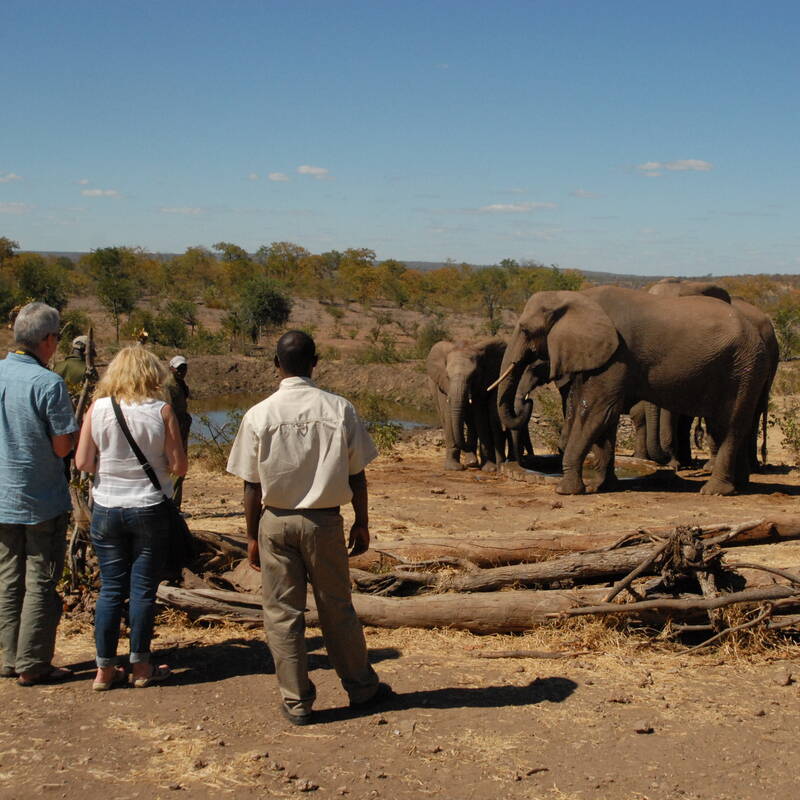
[189,392,436,444]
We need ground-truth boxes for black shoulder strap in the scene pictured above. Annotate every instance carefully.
[110,397,165,496]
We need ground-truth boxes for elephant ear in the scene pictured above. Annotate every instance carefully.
[547,293,619,379]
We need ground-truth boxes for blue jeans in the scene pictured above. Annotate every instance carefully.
[90,502,169,668]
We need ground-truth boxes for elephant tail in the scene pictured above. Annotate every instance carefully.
[761,406,768,466]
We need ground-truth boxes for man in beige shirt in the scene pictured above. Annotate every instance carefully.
[227,330,392,724]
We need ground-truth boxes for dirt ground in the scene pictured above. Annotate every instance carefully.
[3,430,800,800]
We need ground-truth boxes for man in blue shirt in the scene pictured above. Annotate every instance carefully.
[0,302,78,686]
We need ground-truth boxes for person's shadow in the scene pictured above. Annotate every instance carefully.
[313,676,578,725]
[155,636,402,686]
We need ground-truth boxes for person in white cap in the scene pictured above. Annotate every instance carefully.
[54,335,98,402]
[165,356,191,508]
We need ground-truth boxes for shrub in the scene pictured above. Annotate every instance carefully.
[531,385,564,453]
[355,393,401,455]
[355,333,403,364]
[774,398,800,462]
[184,325,227,355]
[191,409,245,471]
[57,310,92,354]
[415,320,449,358]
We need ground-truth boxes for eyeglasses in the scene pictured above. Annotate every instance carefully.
[44,332,62,342]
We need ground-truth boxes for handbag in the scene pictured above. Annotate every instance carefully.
[110,397,195,577]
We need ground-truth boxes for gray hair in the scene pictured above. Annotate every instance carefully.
[13,302,60,349]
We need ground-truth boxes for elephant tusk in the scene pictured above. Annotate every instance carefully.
[486,361,517,392]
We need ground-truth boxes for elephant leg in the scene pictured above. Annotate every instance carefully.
[700,414,746,496]
[676,415,694,468]
[629,401,649,460]
[658,408,681,469]
[488,391,506,467]
[472,401,496,471]
[589,431,619,492]
[703,420,719,471]
[435,386,464,471]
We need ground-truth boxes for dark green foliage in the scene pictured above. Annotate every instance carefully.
[415,320,449,358]
[12,253,69,310]
[84,247,140,341]
[225,276,292,345]
[58,310,92,354]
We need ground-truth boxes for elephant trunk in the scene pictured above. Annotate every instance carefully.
[450,379,476,452]
[497,335,532,431]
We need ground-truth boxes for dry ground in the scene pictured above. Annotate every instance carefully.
[2,433,800,800]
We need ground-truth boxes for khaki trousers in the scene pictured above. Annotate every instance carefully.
[259,508,378,715]
[0,513,68,675]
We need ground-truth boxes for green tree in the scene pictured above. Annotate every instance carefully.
[83,247,140,341]
[11,253,69,310]
[255,241,310,286]
[337,248,379,306]
[377,259,409,307]
[0,237,20,266]
[166,298,199,335]
[468,265,508,334]
[213,241,256,289]
[227,276,292,345]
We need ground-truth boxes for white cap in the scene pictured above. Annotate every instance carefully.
[169,355,188,369]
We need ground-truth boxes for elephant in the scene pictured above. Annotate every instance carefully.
[426,338,507,471]
[496,286,769,496]
[639,279,778,470]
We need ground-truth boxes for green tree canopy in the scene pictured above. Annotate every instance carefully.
[83,247,140,341]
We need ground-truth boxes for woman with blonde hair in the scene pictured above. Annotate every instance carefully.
[76,347,187,690]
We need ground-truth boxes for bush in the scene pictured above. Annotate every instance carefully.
[191,409,245,471]
[415,320,449,358]
[184,325,227,355]
[57,310,92,354]
[151,313,188,348]
[531,385,564,453]
[355,333,403,364]
[774,398,800,462]
[355,393,401,455]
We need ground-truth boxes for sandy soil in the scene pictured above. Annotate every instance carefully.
[3,432,800,800]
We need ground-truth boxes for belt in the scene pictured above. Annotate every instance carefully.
[265,505,340,514]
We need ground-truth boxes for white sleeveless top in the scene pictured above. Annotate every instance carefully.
[91,397,173,508]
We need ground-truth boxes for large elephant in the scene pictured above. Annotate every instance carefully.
[426,338,507,471]
[640,279,778,469]
[497,286,769,495]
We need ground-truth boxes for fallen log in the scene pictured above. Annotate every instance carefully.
[352,542,661,594]
[349,517,800,570]
[157,584,612,634]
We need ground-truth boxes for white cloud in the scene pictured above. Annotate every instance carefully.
[0,172,22,183]
[0,202,32,214]
[297,165,331,180]
[479,202,556,213]
[160,207,203,215]
[81,188,120,197]
[571,188,599,198]
[636,159,713,176]
[247,172,260,181]
[268,172,290,182]
[77,178,90,185]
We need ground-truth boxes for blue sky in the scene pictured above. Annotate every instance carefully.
[2,0,798,276]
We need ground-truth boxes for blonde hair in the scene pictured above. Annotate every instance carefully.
[95,346,168,404]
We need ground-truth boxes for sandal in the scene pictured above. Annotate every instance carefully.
[129,664,171,688]
[92,666,127,692]
[17,666,72,687]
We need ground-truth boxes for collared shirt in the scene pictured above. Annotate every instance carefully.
[227,376,378,510]
[0,352,78,524]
